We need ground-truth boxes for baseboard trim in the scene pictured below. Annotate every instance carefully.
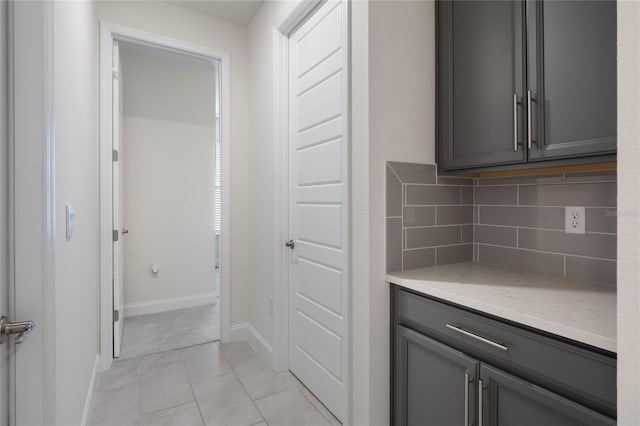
[81,355,101,426]
[124,293,217,318]
[247,325,274,368]
[228,323,248,342]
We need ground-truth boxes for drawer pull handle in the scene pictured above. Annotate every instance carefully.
[446,324,508,352]
[464,372,469,426]
[478,379,484,426]
[513,94,519,152]
[527,90,533,150]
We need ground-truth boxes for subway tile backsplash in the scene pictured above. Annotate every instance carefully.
[386,162,474,272]
[386,162,617,286]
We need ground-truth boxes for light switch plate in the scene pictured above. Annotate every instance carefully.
[66,203,75,241]
[565,206,585,234]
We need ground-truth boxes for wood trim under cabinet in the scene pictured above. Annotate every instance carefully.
[455,161,616,179]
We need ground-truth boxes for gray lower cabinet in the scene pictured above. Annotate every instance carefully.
[391,286,616,426]
[480,365,615,426]
[395,326,478,426]
[437,0,616,173]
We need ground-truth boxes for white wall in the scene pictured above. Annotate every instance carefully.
[246,0,290,350]
[617,2,640,423]
[369,1,435,421]
[351,1,371,423]
[53,1,99,424]
[96,1,250,325]
[120,46,216,306]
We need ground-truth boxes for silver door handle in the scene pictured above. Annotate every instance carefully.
[513,94,519,152]
[464,372,469,426]
[285,240,295,249]
[478,379,484,426]
[122,228,129,235]
[0,316,34,344]
[446,324,508,351]
[527,90,533,150]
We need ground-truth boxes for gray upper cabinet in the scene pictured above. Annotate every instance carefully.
[438,1,526,170]
[527,1,617,161]
[437,0,617,173]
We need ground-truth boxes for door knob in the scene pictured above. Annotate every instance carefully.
[285,240,295,249]
[122,228,129,235]
[0,316,35,344]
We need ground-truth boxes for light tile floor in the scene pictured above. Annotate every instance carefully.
[119,304,219,360]
[91,341,341,426]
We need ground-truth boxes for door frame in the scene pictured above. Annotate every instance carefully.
[272,0,351,421]
[271,0,324,375]
[98,22,232,370]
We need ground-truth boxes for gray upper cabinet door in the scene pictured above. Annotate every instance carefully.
[480,364,615,426]
[526,0,617,161]
[394,326,478,426]
[437,1,527,171]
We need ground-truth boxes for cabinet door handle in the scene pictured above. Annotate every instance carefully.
[445,324,508,351]
[527,90,533,150]
[464,372,469,426]
[513,94,519,152]
[478,379,484,426]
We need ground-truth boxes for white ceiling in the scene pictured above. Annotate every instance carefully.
[170,0,265,26]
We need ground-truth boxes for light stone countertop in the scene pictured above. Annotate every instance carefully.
[386,262,616,353]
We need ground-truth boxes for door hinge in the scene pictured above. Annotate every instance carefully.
[112,68,119,81]
[112,149,119,162]
[113,309,119,323]
[113,229,119,242]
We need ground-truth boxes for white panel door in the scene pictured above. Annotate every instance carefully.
[112,41,125,358]
[288,1,348,421]
[12,1,55,423]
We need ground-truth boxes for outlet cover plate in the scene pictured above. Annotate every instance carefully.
[565,206,586,234]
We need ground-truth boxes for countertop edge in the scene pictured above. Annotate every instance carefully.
[387,274,617,354]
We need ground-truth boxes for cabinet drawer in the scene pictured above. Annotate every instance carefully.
[395,287,616,416]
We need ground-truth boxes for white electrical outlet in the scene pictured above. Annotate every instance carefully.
[268,297,274,316]
[565,206,586,234]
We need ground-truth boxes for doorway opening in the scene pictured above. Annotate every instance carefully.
[99,23,232,369]
[112,42,221,359]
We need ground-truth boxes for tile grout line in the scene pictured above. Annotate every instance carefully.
[401,197,404,271]
[289,375,338,424]
[387,163,403,185]
[476,242,616,262]
[474,222,618,234]
[221,344,271,423]
[404,242,474,251]
[466,204,616,208]
[186,377,208,426]
[405,222,472,229]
